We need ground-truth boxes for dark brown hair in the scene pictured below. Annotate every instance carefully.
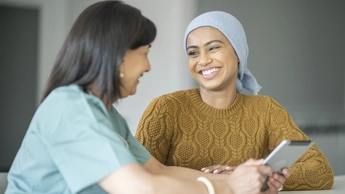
[41,0,156,103]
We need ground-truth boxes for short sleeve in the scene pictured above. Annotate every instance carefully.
[108,108,151,165]
[126,133,151,164]
[37,100,138,193]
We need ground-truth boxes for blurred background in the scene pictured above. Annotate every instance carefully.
[0,0,344,175]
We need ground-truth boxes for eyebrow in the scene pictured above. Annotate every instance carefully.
[186,40,224,50]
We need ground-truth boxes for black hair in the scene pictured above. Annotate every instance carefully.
[40,0,156,104]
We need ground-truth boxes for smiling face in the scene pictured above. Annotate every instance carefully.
[119,45,151,98]
[186,26,239,92]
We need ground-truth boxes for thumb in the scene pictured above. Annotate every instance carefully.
[243,158,264,166]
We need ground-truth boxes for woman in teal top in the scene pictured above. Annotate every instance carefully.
[6,85,150,193]
[5,1,287,194]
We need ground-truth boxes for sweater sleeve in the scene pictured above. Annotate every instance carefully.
[135,97,173,165]
[266,97,334,190]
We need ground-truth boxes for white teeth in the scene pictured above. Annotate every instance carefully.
[201,68,219,75]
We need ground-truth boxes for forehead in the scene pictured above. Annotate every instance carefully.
[186,26,228,46]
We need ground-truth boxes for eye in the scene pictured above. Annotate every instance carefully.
[188,50,198,56]
[209,46,220,51]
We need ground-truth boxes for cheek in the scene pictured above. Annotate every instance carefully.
[222,53,238,68]
[188,59,196,72]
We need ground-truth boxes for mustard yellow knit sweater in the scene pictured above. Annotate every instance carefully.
[135,88,334,190]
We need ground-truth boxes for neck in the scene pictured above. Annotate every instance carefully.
[198,87,237,109]
[88,87,113,110]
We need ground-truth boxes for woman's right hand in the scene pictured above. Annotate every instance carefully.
[226,159,273,194]
[201,165,236,174]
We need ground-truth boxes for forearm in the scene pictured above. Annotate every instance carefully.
[163,165,229,181]
[285,163,333,190]
[151,174,231,194]
[284,147,334,190]
[100,163,231,194]
[144,156,228,181]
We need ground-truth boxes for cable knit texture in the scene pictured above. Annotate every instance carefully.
[135,88,334,190]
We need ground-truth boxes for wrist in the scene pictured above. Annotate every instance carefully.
[197,176,215,194]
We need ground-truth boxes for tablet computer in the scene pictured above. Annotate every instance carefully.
[260,140,315,191]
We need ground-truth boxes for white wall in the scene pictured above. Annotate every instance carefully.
[0,0,197,134]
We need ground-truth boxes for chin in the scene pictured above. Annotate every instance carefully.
[129,89,137,96]
[200,83,221,90]
[119,94,129,99]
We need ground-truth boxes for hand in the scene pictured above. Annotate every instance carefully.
[201,165,236,174]
[226,159,272,194]
[262,168,290,194]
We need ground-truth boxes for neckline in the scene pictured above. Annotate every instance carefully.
[187,88,242,118]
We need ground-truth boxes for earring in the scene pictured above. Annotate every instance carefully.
[120,72,124,78]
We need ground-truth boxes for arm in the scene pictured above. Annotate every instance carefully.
[143,156,229,180]
[99,163,211,194]
[99,159,275,194]
[143,156,288,194]
[267,97,334,190]
[135,97,173,164]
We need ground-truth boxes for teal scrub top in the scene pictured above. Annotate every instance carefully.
[5,85,151,194]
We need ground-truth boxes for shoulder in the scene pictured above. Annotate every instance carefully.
[155,88,196,99]
[149,88,196,106]
[32,85,116,143]
[36,85,108,126]
[44,85,106,111]
[238,93,284,111]
[239,93,271,105]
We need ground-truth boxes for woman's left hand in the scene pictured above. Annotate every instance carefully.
[201,164,236,174]
[262,168,290,194]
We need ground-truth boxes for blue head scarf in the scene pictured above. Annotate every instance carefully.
[183,11,261,94]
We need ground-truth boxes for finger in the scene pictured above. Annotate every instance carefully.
[220,170,233,174]
[201,165,221,172]
[225,166,236,171]
[266,179,282,193]
[282,168,290,178]
[212,168,225,174]
[201,167,214,172]
[213,165,234,174]
[201,165,234,173]
[268,175,283,190]
[202,167,218,173]
[202,168,211,173]
[271,173,286,185]
[259,165,273,177]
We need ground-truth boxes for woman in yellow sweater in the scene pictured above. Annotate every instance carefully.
[135,11,334,191]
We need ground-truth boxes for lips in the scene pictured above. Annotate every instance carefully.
[199,67,221,79]
[200,67,220,75]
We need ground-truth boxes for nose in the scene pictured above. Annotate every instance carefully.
[198,52,213,66]
[145,61,151,72]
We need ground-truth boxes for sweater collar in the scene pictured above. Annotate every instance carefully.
[187,88,243,118]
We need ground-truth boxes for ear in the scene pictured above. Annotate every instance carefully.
[119,65,125,78]
[119,64,124,71]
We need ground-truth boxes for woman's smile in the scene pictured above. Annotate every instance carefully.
[199,67,222,79]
